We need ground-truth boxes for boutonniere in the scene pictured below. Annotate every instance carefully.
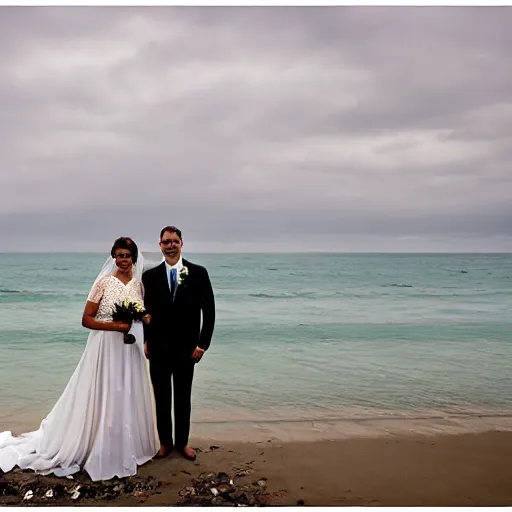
[178,266,189,285]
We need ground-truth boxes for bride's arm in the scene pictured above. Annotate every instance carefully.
[82,301,131,333]
[82,276,130,333]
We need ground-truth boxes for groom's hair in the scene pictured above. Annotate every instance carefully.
[160,225,182,241]
[111,237,139,263]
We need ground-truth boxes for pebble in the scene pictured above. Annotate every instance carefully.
[177,471,271,507]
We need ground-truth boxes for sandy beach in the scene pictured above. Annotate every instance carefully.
[2,429,512,506]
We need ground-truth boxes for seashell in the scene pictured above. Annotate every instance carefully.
[65,475,74,479]
[23,490,34,501]
[257,479,267,488]
[45,489,54,498]
[71,485,82,500]
[210,487,219,496]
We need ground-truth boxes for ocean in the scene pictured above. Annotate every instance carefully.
[1,252,511,442]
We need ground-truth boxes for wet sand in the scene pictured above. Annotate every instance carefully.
[2,430,512,506]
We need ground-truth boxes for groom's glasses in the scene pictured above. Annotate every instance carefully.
[160,239,181,246]
[115,253,132,259]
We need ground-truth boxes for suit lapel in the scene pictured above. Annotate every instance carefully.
[174,258,191,303]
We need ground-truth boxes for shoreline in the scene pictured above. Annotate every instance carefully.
[3,407,512,443]
[1,430,512,506]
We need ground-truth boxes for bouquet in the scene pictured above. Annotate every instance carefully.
[112,299,147,344]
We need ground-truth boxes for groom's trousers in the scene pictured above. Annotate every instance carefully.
[149,356,195,448]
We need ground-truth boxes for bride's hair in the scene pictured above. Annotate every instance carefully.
[110,237,139,264]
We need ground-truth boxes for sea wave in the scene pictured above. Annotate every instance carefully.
[248,292,316,299]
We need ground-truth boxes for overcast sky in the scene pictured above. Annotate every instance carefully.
[1,7,511,253]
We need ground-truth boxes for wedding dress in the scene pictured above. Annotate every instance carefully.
[0,256,158,481]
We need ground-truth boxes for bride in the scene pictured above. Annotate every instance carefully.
[0,237,158,481]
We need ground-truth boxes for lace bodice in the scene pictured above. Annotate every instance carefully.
[87,275,144,321]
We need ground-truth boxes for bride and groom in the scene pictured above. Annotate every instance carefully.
[0,226,216,481]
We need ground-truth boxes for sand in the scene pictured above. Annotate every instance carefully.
[2,429,512,506]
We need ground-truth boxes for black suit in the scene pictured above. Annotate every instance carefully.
[142,258,215,448]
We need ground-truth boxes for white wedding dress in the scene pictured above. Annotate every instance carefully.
[0,269,158,481]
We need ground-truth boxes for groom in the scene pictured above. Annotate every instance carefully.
[142,226,215,461]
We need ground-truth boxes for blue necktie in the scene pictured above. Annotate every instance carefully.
[170,268,177,300]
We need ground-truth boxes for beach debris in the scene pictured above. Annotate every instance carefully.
[217,472,230,483]
[232,462,254,478]
[297,498,305,506]
[0,482,18,497]
[70,489,81,500]
[177,471,271,507]
[53,483,66,497]
[0,471,160,504]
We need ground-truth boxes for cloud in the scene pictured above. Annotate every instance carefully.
[0,6,511,252]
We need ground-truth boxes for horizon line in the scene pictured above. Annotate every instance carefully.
[1,251,511,255]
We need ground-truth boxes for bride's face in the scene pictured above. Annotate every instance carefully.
[114,249,133,272]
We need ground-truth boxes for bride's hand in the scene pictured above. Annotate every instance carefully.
[115,321,132,333]
[142,314,152,325]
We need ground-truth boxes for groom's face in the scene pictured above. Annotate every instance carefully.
[159,231,183,261]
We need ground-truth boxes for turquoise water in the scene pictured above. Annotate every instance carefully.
[1,253,511,437]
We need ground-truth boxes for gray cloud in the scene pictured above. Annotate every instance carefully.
[1,6,512,253]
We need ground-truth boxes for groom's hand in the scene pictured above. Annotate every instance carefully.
[192,346,205,363]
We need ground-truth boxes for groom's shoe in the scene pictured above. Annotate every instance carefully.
[176,445,197,461]
[153,445,172,460]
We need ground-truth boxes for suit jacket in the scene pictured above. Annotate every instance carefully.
[142,258,215,358]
